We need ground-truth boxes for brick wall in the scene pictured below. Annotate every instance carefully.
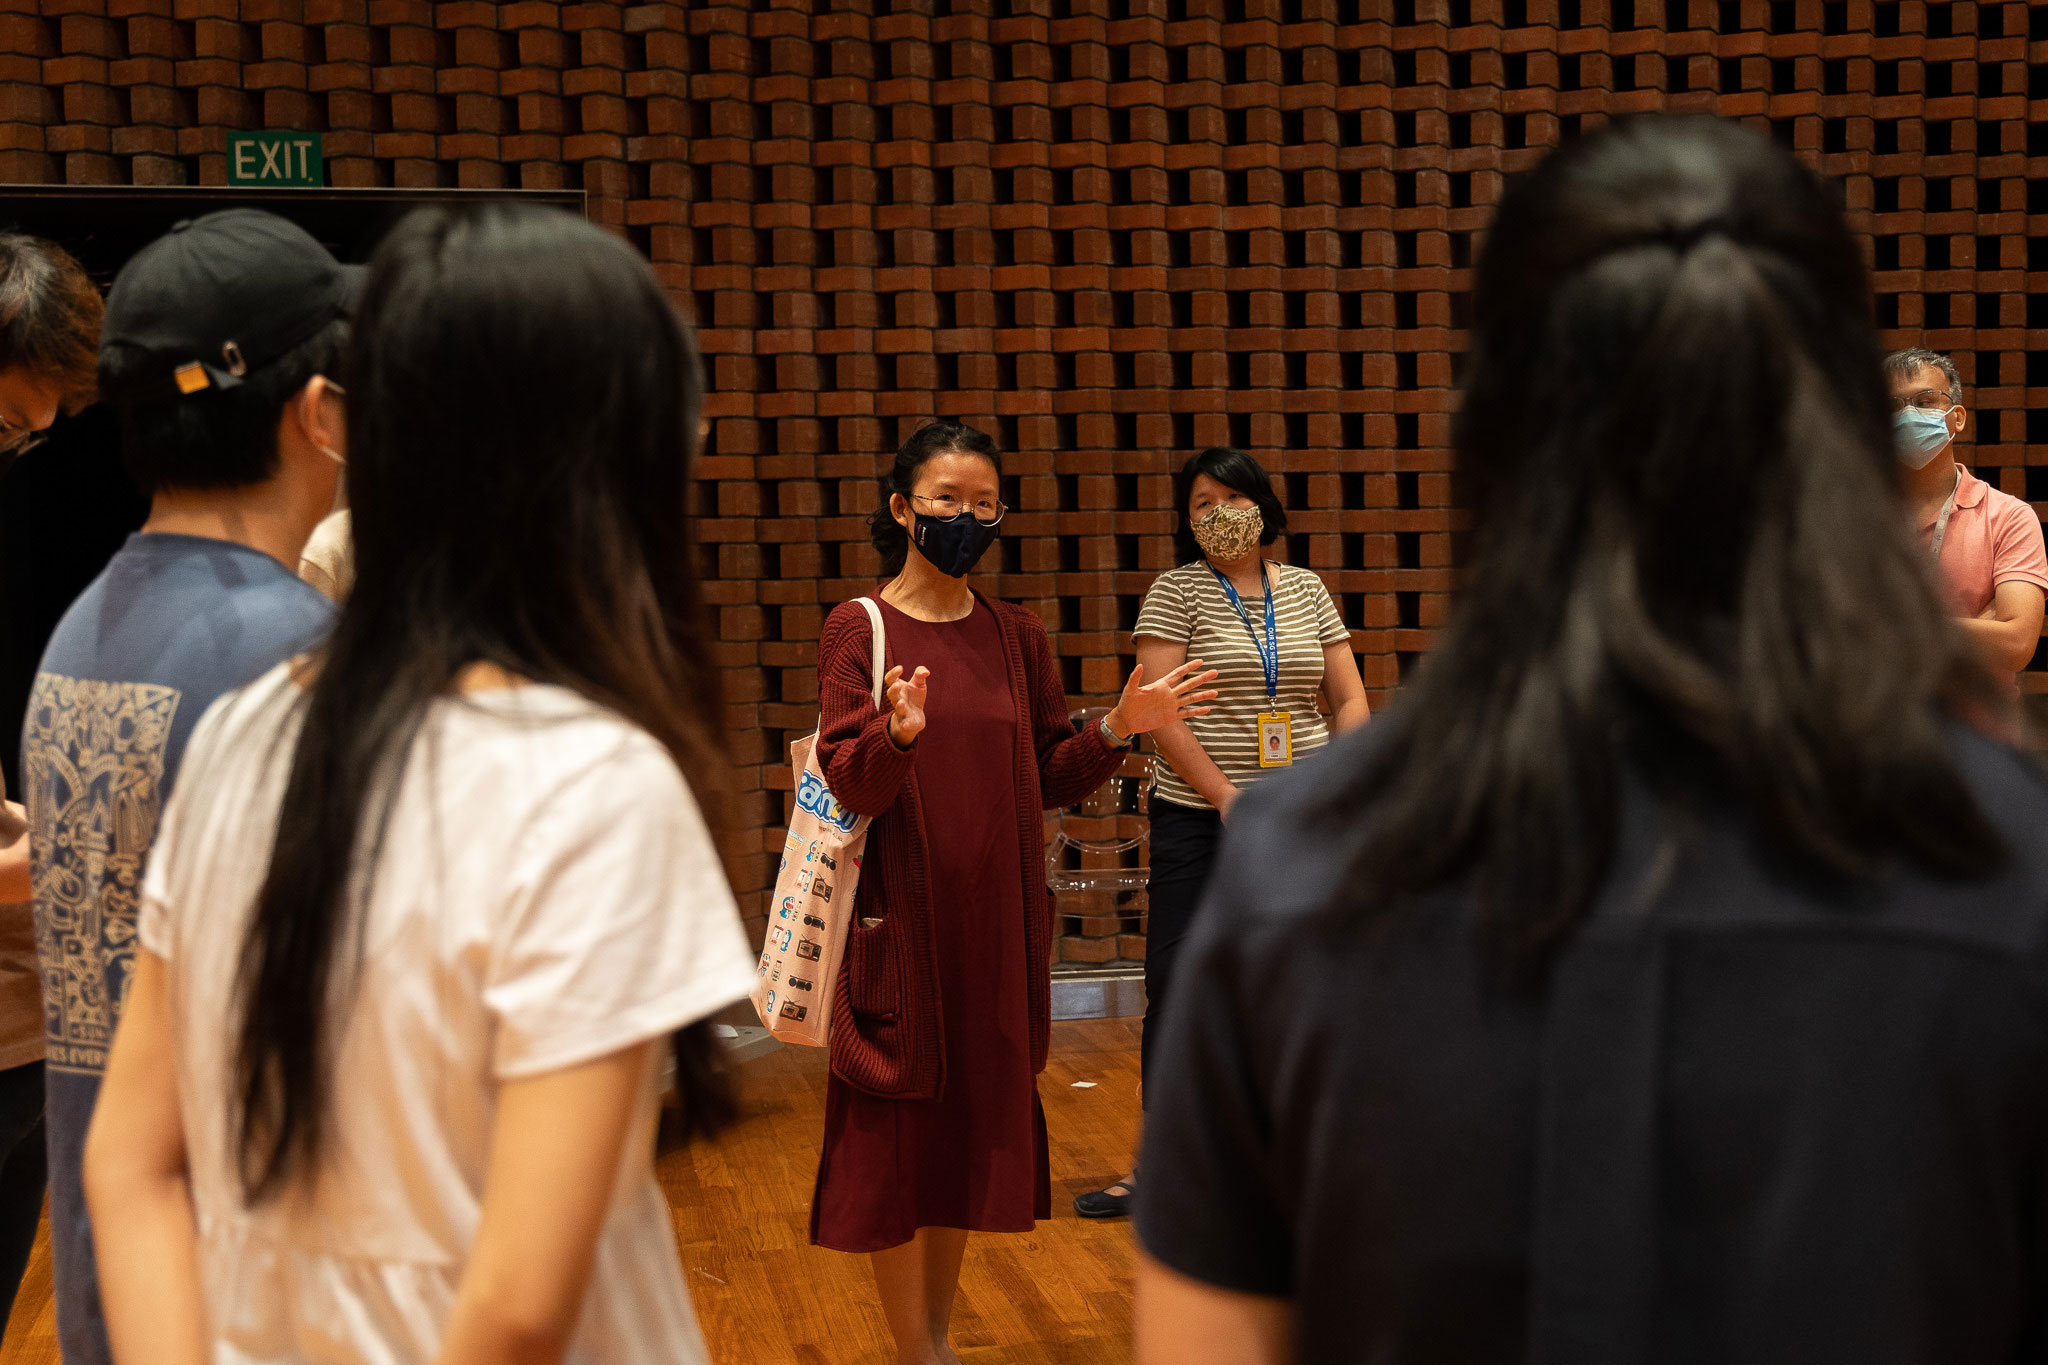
[1,0,2044,967]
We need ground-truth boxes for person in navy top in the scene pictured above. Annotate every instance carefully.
[1135,116,2048,1365]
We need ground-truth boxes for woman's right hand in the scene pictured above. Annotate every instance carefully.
[884,664,930,748]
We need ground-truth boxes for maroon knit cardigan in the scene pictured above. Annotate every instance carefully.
[814,590,1126,1101]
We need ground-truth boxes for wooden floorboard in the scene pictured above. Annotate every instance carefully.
[0,1016,1144,1365]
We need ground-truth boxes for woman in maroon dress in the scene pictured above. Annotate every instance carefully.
[811,421,1216,1365]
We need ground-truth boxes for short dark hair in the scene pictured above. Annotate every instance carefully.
[0,233,103,412]
[103,317,347,496]
[1882,347,1962,404]
[1171,446,1287,564]
[867,420,1002,575]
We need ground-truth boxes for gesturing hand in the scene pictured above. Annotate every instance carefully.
[1104,659,1220,738]
[883,664,930,748]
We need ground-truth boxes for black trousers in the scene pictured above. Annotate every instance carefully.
[1141,798,1224,1099]
[0,1060,43,1330]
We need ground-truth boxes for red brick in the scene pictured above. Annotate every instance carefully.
[515,158,569,189]
[437,132,497,160]
[500,2,559,28]
[451,92,505,132]
[111,122,175,154]
[129,151,187,183]
[390,157,443,187]
[58,16,122,57]
[452,27,512,69]
[384,26,438,65]
[0,149,53,179]
[0,82,55,122]
[48,123,111,154]
[1060,936,1118,965]
[501,131,560,161]
[44,55,110,85]
[373,130,435,158]
[325,154,377,185]
[258,21,310,62]
[0,17,56,58]
[63,150,121,182]
[515,27,566,65]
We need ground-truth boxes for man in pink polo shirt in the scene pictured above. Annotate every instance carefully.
[1887,347,2048,688]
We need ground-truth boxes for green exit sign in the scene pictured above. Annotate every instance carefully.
[226,131,323,188]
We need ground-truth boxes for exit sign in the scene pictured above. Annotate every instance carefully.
[226,132,323,188]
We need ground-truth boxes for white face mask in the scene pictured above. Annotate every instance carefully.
[313,381,346,467]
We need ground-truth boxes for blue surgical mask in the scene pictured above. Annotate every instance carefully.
[911,510,999,577]
[1893,406,1954,470]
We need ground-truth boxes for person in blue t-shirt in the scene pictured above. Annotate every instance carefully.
[21,209,352,1365]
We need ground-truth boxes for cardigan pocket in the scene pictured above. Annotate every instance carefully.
[828,912,937,1098]
[841,915,901,1019]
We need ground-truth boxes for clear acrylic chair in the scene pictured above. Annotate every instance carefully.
[1045,706,1152,894]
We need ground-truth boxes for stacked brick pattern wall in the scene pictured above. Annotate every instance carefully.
[1,0,2044,966]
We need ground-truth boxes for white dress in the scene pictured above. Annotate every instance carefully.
[138,665,756,1365]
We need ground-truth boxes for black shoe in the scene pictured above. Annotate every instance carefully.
[1074,1178,1134,1219]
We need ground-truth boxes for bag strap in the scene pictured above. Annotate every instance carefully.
[856,597,887,710]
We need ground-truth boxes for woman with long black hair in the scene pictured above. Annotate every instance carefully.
[1135,116,2048,1364]
[81,204,756,1365]
[810,420,1215,1365]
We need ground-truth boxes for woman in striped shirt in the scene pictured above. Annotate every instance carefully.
[1077,446,1370,1219]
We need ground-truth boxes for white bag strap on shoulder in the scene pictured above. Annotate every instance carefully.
[856,596,887,709]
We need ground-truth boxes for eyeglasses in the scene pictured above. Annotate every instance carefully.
[1888,388,1954,413]
[0,421,45,460]
[911,494,1007,526]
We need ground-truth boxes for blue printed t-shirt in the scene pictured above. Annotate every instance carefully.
[24,533,333,1365]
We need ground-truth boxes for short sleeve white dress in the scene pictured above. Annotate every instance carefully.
[138,664,755,1365]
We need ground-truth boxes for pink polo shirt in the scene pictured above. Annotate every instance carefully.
[1919,462,2048,621]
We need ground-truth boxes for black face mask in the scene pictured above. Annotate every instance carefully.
[911,510,1000,577]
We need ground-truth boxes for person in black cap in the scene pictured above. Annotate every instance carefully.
[18,208,351,1365]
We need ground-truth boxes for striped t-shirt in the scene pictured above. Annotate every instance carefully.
[1132,560,1351,811]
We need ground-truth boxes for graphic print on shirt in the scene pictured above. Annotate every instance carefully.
[23,674,179,1075]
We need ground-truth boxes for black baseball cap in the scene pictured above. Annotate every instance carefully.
[97,208,364,406]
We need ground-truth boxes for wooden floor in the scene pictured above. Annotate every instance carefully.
[0,1016,1145,1365]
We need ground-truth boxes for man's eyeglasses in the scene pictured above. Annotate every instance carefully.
[0,416,47,459]
[1889,388,1954,414]
[911,494,1007,526]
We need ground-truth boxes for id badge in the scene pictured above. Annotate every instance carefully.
[1257,711,1293,768]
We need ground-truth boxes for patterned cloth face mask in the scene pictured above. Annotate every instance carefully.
[1193,502,1264,562]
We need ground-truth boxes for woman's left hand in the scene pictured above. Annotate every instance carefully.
[1105,660,1220,737]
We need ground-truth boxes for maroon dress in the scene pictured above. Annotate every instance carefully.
[810,598,1049,1252]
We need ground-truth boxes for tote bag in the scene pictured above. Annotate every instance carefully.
[750,597,885,1046]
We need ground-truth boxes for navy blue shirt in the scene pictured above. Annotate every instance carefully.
[23,533,332,1365]
[1136,720,2048,1365]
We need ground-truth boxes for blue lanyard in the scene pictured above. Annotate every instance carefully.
[1208,562,1279,700]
